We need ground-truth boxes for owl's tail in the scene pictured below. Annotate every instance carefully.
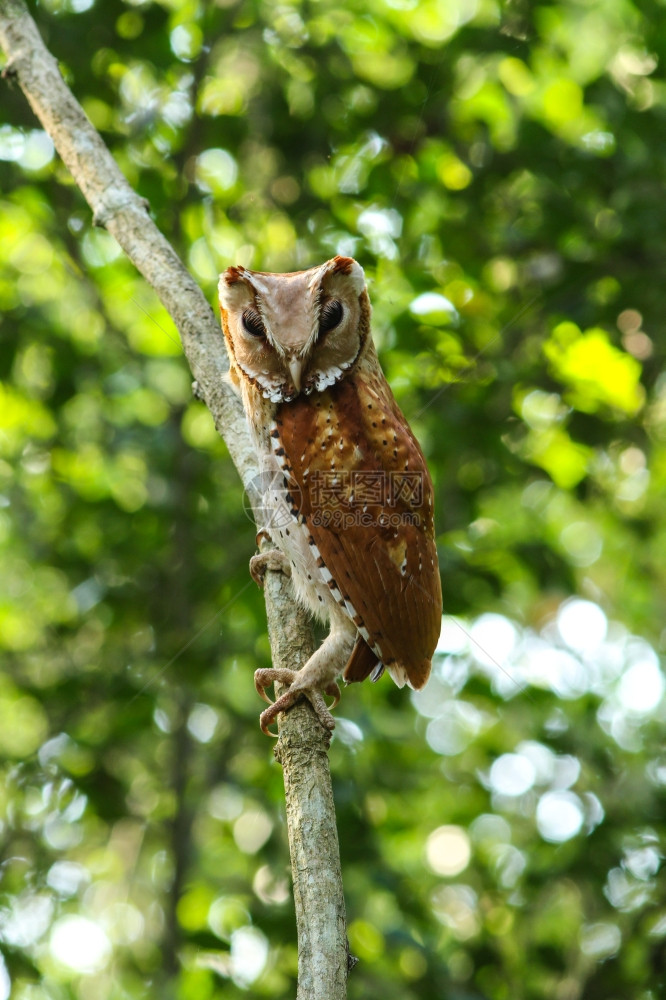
[344,635,430,691]
[343,635,380,684]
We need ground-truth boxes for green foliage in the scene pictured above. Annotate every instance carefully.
[1,0,666,997]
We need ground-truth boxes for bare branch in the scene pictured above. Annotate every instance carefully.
[262,551,351,1000]
[0,0,254,484]
[0,2,350,996]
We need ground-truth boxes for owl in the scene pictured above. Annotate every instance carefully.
[219,256,442,735]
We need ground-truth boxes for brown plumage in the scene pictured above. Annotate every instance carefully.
[219,256,442,734]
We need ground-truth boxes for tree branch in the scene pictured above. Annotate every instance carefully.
[0,3,350,996]
[262,561,351,1000]
[0,0,253,488]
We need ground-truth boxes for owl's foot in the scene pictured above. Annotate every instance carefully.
[249,549,291,588]
[254,667,341,736]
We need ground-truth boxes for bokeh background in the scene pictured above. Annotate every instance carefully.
[2,0,666,997]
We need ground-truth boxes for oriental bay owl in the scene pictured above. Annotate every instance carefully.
[219,256,442,734]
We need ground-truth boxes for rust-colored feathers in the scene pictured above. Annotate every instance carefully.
[275,371,441,690]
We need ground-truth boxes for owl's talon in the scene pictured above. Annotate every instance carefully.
[249,550,292,587]
[254,668,339,735]
[324,682,341,712]
[256,686,273,706]
[259,707,281,738]
[258,689,336,735]
[254,667,297,704]
[306,690,337,731]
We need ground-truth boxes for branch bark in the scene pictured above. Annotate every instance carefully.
[0,3,350,997]
[262,562,351,1000]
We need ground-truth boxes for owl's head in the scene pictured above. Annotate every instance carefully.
[219,256,370,403]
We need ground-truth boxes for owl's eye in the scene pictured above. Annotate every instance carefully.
[319,299,343,335]
[242,308,266,338]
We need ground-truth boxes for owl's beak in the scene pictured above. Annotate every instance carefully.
[288,358,303,393]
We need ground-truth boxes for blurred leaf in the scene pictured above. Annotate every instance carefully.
[545,323,645,416]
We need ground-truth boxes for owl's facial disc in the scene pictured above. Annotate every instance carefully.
[219,257,367,404]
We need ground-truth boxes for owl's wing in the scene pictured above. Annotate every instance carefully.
[275,374,442,690]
